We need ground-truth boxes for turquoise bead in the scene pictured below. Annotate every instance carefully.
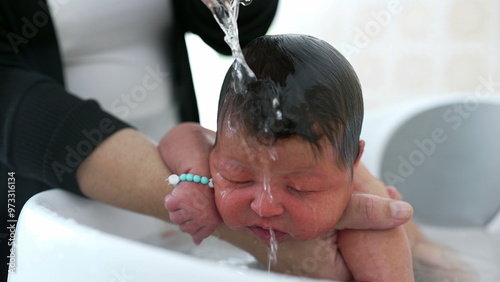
[201,177,209,184]
[193,175,201,183]
[176,173,212,187]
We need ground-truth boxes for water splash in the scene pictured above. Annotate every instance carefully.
[271,97,283,121]
[240,0,253,6]
[204,0,256,94]
[267,146,278,162]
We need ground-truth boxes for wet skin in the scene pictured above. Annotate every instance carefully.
[210,123,362,244]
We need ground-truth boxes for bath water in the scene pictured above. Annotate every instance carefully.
[203,0,278,271]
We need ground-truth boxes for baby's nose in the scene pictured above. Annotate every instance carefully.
[250,189,284,218]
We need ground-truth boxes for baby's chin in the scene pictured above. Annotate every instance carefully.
[223,220,335,244]
[245,226,330,245]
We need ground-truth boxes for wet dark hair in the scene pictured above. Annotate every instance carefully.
[216,34,363,170]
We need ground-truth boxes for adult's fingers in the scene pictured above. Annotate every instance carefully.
[335,193,413,230]
[386,186,403,201]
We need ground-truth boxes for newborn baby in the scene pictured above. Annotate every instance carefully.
[164,34,413,281]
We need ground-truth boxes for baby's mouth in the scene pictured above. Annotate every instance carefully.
[248,225,288,244]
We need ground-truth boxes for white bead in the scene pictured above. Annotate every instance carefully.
[167,174,180,185]
[208,179,214,188]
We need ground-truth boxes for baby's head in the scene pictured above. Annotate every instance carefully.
[209,34,364,243]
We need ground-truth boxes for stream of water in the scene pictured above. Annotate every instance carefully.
[203,0,278,271]
[204,0,256,94]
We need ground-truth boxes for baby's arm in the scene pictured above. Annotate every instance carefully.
[338,163,414,281]
[159,123,222,244]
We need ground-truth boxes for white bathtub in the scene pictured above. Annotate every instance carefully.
[361,94,500,230]
[8,189,326,282]
[361,94,500,281]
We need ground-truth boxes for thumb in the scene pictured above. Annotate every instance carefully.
[335,193,413,230]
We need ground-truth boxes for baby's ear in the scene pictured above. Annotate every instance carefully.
[353,140,365,167]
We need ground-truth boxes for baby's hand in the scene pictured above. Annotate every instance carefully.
[164,180,222,245]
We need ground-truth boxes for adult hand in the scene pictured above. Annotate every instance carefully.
[335,192,413,230]
[335,162,413,230]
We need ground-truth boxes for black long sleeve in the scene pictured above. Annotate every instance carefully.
[0,0,130,194]
[168,0,279,121]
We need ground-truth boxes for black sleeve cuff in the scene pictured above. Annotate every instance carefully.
[10,81,130,195]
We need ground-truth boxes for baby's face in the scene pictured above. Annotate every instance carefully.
[210,124,355,244]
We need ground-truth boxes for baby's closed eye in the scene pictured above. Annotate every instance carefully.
[286,186,314,196]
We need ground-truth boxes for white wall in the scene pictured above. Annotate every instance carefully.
[189,0,500,131]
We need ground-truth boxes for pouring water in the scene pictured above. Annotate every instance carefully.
[202,0,278,271]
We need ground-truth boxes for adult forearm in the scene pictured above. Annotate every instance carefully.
[339,162,414,281]
[76,128,171,222]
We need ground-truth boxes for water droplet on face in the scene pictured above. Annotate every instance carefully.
[219,190,227,198]
[226,115,237,133]
[309,203,322,238]
[255,175,273,217]
[263,175,273,202]
[267,147,278,162]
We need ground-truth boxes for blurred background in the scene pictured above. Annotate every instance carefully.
[188,0,500,131]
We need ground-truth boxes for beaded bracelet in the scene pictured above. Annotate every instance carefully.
[167,174,214,188]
